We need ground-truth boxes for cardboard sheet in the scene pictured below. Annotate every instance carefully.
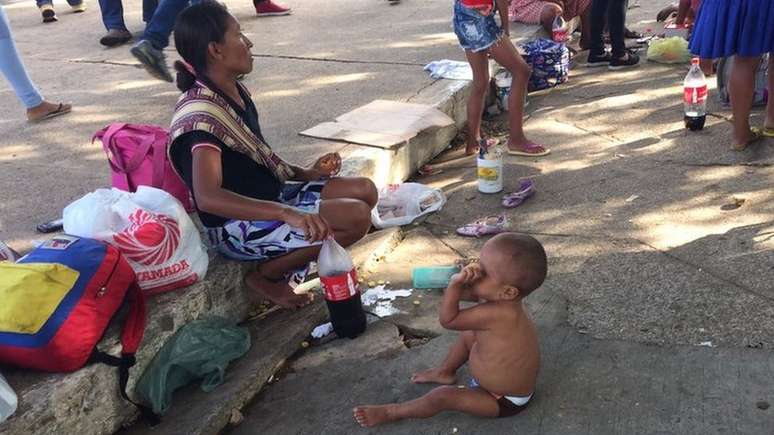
[299,100,454,149]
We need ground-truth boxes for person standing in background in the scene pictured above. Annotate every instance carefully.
[1,7,72,121]
[689,0,774,150]
[36,0,86,24]
[97,0,158,47]
[131,0,291,82]
[585,0,639,69]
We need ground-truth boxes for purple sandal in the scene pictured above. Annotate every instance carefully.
[502,179,535,209]
[456,215,508,238]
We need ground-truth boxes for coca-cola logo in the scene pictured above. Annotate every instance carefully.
[114,209,180,266]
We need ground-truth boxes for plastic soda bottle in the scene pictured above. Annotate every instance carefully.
[684,57,707,131]
[318,238,367,339]
[552,15,568,43]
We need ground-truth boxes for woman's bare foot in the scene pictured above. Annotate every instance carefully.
[411,367,457,385]
[353,405,397,428]
[245,269,314,308]
[26,101,71,122]
[465,141,479,156]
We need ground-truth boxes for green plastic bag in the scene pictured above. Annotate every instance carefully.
[647,37,691,64]
[136,317,251,415]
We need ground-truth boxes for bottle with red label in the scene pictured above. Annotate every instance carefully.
[684,57,707,131]
[552,15,568,43]
[318,238,366,339]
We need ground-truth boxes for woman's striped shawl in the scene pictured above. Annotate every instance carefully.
[169,79,295,182]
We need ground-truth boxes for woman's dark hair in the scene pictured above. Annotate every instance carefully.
[173,0,232,92]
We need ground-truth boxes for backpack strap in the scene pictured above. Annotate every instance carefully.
[149,130,169,188]
[90,282,159,425]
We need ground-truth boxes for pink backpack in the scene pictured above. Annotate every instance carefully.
[95,123,194,212]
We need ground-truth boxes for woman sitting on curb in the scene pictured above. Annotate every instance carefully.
[168,1,377,308]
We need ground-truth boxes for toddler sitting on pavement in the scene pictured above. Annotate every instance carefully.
[353,233,547,427]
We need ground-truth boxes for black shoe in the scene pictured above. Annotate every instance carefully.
[100,29,132,47]
[584,52,611,68]
[40,5,58,23]
[609,51,640,70]
[130,40,173,82]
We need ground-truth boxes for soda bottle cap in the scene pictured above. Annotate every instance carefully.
[691,57,700,65]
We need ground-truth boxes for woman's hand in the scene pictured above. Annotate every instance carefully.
[281,208,332,242]
[311,152,342,179]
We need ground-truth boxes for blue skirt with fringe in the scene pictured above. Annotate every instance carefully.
[689,0,774,58]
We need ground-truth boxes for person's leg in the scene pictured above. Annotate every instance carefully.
[488,37,549,154]
[766,54,774,129]
[245,198,372,307]
[412,331,473,385]
[321,177,378,209]
[464,49,489,155]
[607,0,626,58]
[0,7,43,110]
[131,0,189,81]
[0,8,71,120]
[539,3,562,34]
[589,0,608,56]
[579,1,592,50]
[353,386,500,427]
[675,0,690,25]
[98,0,126,31]
[140,0,189,49]
[729,55,759,149]
[142,0,159,22]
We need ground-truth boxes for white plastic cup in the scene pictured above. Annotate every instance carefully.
[477,156,503,193]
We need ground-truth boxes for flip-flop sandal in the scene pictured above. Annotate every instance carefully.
[763,126,774,138]
[733,127,763,151]
[502,179,535,209]
[507,141,551,157]
[28,103,71,123]
[456,215,508,238]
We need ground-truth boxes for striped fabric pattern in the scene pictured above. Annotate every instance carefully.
[169,80,295,182]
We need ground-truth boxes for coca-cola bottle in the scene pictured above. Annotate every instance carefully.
[552,15,568,43]
[684,57,707,131]
[318,238,367,339]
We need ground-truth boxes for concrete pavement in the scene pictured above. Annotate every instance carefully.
[230,3,774,434]
[0,0,463,252]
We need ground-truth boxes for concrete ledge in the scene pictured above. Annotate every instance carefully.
[336,21,576,187]
[0,228,403,435]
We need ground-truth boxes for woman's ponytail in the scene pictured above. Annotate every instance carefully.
[174,60,196,92]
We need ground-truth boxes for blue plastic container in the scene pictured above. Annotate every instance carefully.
[412,266,460,289]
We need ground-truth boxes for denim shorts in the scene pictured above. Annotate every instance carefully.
[453,1,503,53]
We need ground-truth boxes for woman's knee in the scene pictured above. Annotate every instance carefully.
[352,177,378,208]
[424,387,457,408]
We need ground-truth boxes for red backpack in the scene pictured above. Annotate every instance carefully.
[0,236,151,419]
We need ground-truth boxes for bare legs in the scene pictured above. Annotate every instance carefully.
[244,177,376,308]
[729,56,759,150]
[464,49,490,155]
[411,331,472,385]
[488,37,547,153]
[353,332,501,427]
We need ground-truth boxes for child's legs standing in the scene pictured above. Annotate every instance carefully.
[464,49,490,154]
[353,386,499,427]
[488,38,543,151]
[729,55,759,147]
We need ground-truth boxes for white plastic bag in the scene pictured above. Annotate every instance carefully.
[0,373,17,423]
[371,183,446,229]
[63,186,208,295]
